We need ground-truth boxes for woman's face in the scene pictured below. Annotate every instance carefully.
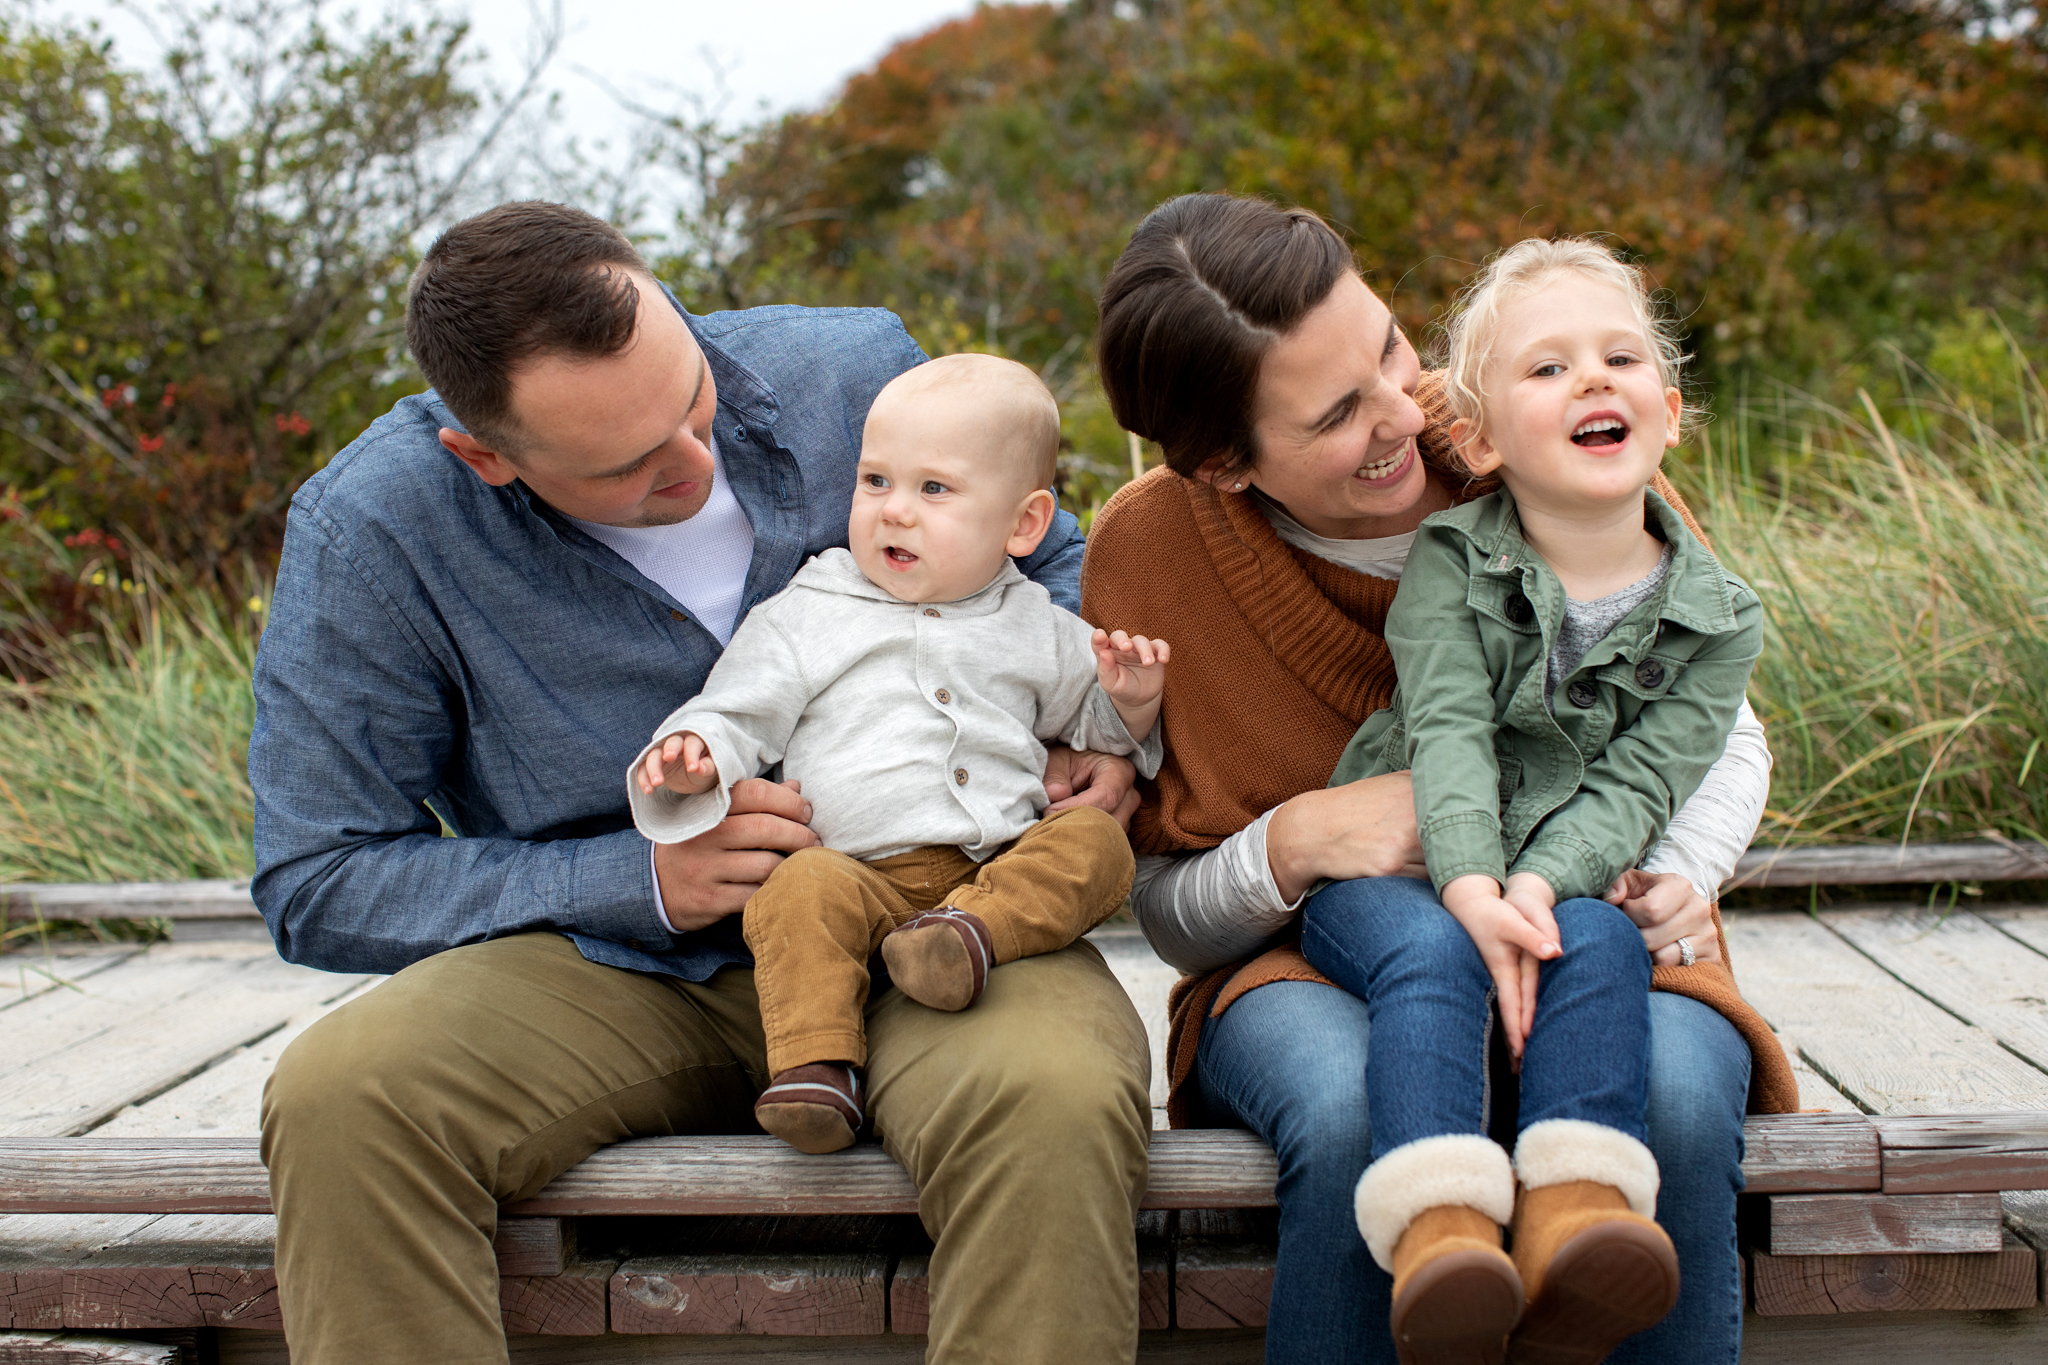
[1239,273,1434,540]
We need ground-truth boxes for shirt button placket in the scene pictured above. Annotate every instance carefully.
[954,767,969,786]
[935,688,951,704]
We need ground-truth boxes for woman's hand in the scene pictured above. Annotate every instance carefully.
[1605,868,1722,966]
[1264,772,1427,903]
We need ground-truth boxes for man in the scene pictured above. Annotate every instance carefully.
[251,201,1150,1365]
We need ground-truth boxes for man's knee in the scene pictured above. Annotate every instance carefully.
[262,991,436,1157]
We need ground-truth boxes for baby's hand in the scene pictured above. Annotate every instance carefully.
[638,732,719,796]
[1091,628,1170,707]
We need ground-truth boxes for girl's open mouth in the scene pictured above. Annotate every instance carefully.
[1571,414,1630,448]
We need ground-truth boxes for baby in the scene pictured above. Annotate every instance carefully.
[627,353,1168,1155]
[1306,240,1762,1362]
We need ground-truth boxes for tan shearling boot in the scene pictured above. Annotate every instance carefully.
[1507,1121,1679,1365]
[1356,1134,1523,1365]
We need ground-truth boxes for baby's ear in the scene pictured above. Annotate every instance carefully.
[1005,486,1058,557]
[1448,419,1504,477]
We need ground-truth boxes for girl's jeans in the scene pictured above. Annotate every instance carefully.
[1195,877,1751,1365]
[1301,875,1651,1156]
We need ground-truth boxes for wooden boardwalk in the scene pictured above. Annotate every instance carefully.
[5,908,2048,1360]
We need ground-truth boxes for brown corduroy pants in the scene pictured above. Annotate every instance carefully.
[744,805,1137,1074]
[260,925,1150,1365]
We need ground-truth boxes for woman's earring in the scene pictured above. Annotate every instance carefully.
[1232,480,1246,491]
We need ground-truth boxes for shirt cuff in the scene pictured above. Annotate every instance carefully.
[647,840,680,942]
[564,827,675,949]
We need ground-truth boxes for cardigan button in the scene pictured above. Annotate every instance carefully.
[954,767,969,785]
[1635,658,1667,689]
[1567,679,1599,709]
[1504,592,1534,624]
[923,608,941,618]
[935,688,952,704]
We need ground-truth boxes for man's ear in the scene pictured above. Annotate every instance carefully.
[1005,487,1058,558]
[1448,418,1504,477]
[439,427,520,488]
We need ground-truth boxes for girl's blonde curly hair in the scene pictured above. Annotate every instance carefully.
[1438,237,1703,467]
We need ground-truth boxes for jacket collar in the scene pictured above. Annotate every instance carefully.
[792,547,1026,613]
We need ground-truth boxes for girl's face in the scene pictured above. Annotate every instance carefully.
[1459,277,1682,516]
[1235,274,1434,539]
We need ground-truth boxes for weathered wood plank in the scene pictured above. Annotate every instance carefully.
[1750,1230,2039,1314]
[214,1329,1271,1363]
[1874,1113,2048,1194]
[1725,912,2048,1114]
[500,1260,614,1336]
[0,1216,163,1331]
[1728,841,2048,889]
[1,882,255,923]
[610,1254,889,1335]
[1982,907,2048,961]
[1739,1305,2048,1364]
[1826,909,2048,1076]
[495,1219,572,1279]
[0,947,373,1138]
[888,1243,1172,1335]
[90,978,382,1140]
[1786,1047,1864,1115]
[0,953,143,1015]
[1769,1192,2004,1254]
[0,1334,177,1364]
[1740,1114,1880,1194]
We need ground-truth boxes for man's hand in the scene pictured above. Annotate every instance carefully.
[1042,746,1141,830]
[1265,772,1428,904]
[1442,873,1561,1061]
[1605,868,1722,966]
[639,731,718,795]
[1090,628,1170,742]
[652,777,818,933]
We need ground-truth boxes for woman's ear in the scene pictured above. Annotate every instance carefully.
[1005,487,1059,557]
[1662,386,1684,449]
[1448,418,1504,477]
[1191,453,1253,493]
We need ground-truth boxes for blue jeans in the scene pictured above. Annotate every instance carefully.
[1300,876,1651,1155]
[1196,892,1750,1364]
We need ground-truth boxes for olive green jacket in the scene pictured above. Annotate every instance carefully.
[1329,487,1764,902]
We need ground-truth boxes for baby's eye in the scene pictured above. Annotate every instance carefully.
[921,480,949,496]
[861,473,889,489]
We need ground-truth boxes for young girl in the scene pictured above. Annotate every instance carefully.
[1303,239,1764,1365]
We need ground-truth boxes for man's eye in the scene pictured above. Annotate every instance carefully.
[922,480,948,495]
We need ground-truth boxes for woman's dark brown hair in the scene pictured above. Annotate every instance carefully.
[405,201,651,451]
[1096,194,1354,481]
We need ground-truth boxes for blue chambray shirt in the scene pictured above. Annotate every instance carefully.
[249,293,1085,979]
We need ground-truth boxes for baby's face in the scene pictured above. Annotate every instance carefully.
[849,395,1042,604]
[1476,278,1682,515]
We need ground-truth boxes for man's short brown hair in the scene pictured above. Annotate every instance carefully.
[406,202,651,450]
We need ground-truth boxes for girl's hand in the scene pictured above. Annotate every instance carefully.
[1091,628,1170,706]
[1265,773,1427,903]
[1441,874,1561,1059]
[1605,868,1722,966]
[639,731,720,796]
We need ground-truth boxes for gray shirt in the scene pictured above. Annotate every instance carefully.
[628,549,1161,862]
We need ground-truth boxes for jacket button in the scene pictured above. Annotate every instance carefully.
[628,939,645,951]
[1505,592,1533,624]
[1567,679,1599,709]
[954,767,969,785]
[670,609,686,622]
[923,608,941,618]
[935,688,952,704]
[1635,658,1666,688]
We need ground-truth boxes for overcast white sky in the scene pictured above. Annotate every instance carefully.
[39,1,1012,148]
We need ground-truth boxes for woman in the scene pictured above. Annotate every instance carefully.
[1080,194,1795,1364]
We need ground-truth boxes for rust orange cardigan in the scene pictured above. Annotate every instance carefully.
[1079,426,1798,1125]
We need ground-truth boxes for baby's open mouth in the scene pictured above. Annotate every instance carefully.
[884,547,918,565]
[1571,416,1629,448]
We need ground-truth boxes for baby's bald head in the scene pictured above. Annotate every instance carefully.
[866,353,1060,496]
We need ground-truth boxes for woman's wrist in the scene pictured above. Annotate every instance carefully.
[1264,791,1318,904]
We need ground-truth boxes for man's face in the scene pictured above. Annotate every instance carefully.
[494,273,720,527]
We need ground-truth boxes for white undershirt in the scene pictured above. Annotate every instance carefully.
[1255,490,1415,580]
[564,434,755,646]
[565,434,758,940]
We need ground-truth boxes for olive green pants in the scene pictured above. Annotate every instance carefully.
[260,932,1151,1365]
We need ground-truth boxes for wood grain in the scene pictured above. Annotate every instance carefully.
[1739,1114,1880,1193]
[0,1334,178,1364]
[0,953,143,1014]
[609,1254,888,1335]
[1983,908,2048,959]
[494,1219,571,1278]
[213,1329,1273,1364]
[1873,1113,2048,1194]
[1826,909,2048,1075]
[1725,912,2048,1114]
[0,881,255,922]
[1751,1230,2039,1314]
[500,1261,614,1336]
[1769,1192,2004,1254]
[1728,841,2048,888]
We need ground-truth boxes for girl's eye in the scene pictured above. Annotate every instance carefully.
[1608,354,1637,367]
[1532,362,1563,378]
[921,480,948,496]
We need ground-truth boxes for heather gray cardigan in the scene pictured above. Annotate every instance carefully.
[628,548,1160,862]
